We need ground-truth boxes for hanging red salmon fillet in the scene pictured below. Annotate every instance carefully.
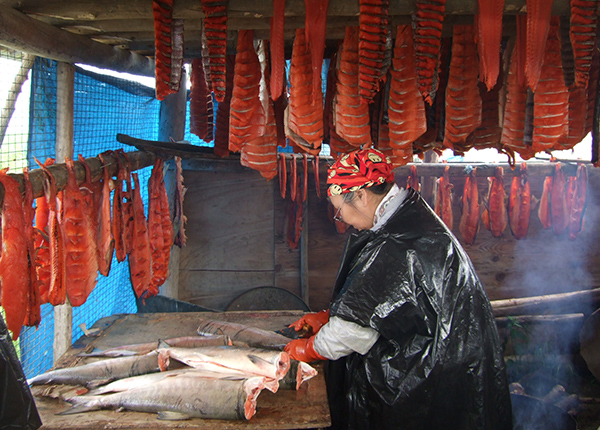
[525,0,552,91]
[567,163,587,240]
[570,0,599,88]
[190,58,214,143]
[152,0,175,100]
[273,69,288,149]
[515,14,528,87]
[148,159,166,295]
[33,158,53,303]
[304,0,329,106]
[555,86,587,151]
[0,169,29,339]
[358,0,391,103]
[229,30,265,154]
[120,151,135,257]
[335,27,370,147]
[288,28,323,154]
[434,165,453,229]
[77,155,101,236]
[532,19,569,154]
[279,153,287,199]
[270,0,286,101]
[213,55,235,158]
[22,169,40,328]
[550,163,569,235]
[96,154,114,277]
[289,156,297,202]
[173,156,188,248]
[413,0,446,105]
[388,25,426,165]
[201,0,228,102]
[111,153,127,263]
[443,25,482,151]
[476,0,505,90]
[486,166,508,237]
[62,158,99,307]
[459,167,480,245]
[538,175,553,229]
[467,78,503,151]
[508,163,531,240]
[324,48,354,158]
[129,173,153,299]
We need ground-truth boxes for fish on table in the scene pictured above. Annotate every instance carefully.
[196,318,292,349]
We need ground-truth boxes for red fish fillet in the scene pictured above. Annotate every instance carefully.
[467,78,503,151]
[270,0,286,101]
[508,163,531,240]
[214,55,235,158]
[34,158,53,303]
[148,159,169,294]
[173,156,188,248]
[358,0,391,102]
[532,19,569,154]
[0,169,29,339]
[550,163,569,235]
[567,163,587,240]
[570,0,598,88]
[190,58,214,143]
[304,0,329,106]
[152,0,175,101]
[97,154,114,277]
[129,173,153,299]
[62,158,99,307]
[376,121,410,168]
[22,168,41,328]
[279,153,287,199]
[335,26,370,147]
[388,25,427,162]
[201,0,228,102]
[434,165,453,230]
[77,155,101,236]
[229,30,265,153]
[476,0,505,90]
[487,166,508,237]
[325,49,354,158]
[555,86,587,151]
[525,0,553,92]
[538,175,553,229]
[413,0,446,105]
[443,25,482,150]
[111,153,126,263]
[459,167,480,245]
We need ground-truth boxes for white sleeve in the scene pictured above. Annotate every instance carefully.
[312,316,380,360]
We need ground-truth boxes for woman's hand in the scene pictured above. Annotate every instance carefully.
[288,309,330,337]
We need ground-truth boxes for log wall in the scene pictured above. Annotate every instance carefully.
[178,158,600,313]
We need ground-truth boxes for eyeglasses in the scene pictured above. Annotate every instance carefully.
[333,195,350,222]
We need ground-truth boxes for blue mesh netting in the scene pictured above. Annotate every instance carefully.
[19,58,159,378]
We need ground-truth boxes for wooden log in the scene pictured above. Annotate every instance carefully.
[491,288,600,317]
[0,5,154,77]
[0,53,35,147]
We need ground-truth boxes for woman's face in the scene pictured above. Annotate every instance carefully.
[330,191,375,231]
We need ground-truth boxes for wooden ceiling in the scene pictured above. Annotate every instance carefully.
[0,0,570,76]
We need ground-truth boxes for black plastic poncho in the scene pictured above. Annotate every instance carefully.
[325,188,511,430]
[0,316,42,429]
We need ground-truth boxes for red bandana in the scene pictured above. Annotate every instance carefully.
[327,149,395,196]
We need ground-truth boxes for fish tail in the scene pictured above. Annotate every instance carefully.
[58,402,101,415]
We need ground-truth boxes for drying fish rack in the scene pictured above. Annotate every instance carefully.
[33,311,331,430]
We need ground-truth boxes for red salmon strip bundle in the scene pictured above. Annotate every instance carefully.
[434,165,453,229]
[567,163,587,240]
[476,0,505,90]
[96,154,114,277]
[148,159,172,295]
[62,158,99,307]
[459,167,479,245]
[555,86,587,150]
[486,166,508,238]
[201,0,228,102]
[443,25,482,151]
[388,25,426,164]
[532,19,569,154]
[335,27,370,147]
[22,169,41,328]
[509,163,531,240]
[129,173,153,299]
[229,30,265,153]
[550,163,569,235]
[190,58,214,143]
[304,0,329,106]
[0,169,29,338]
[270,0,286,101]
[33,158,53,304]
[413,0,446,105]
[214,55,235,157]
[152,0,176,101]
[525,0,553,92]
[570,0,599,88]
[358,0,391,103]
[288,28,323,154]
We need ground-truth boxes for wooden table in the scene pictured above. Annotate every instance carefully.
[34,311,331,430]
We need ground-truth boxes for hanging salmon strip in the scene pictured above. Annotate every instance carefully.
[287,28,323,154]
[129,173,153,299]
[270,0,286,101]
[213,55,235,158]
[434,165,453,229]
[335,27,370,147]
[96,154,114,277]
[538,175,553,229]
[413,0,446,105]
[555,86,587,151]
[525,0,553,92]
[406,165,420,191]
[476,0,505,90]
[358,0,391,103]
[443,25,482,151]
[148,159,167,295]
[508,163,531,240]
[567,163,587,240]
[22,169,40,328]
[34,158,53,304]
[550,163,569,235]
[532,19,569,154]
[190,58,214,143]
[201,0,228,102]
[570,0,599,88]
[486,166,508,237]
[173,156,188,248]
[324,49,354,158]
[152,0,176,100]
[304,0,329,106]
[459,167,480,245]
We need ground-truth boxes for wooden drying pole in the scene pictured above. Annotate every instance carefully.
[490,287,600,317]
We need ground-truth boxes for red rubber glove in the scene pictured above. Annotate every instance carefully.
[284,335,326,362]
[289,309,330,337]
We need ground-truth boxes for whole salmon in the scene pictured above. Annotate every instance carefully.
[61,370,266,420]
[197,318,291,349]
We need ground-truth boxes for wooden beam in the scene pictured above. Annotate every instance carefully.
[0,5,154,77]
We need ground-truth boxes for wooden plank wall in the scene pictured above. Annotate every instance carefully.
[178,158,600,313]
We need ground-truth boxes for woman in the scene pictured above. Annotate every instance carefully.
[285,148,511,430]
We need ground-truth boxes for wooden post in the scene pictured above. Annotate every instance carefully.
[53,61,74,364]
[158,68,187,299]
